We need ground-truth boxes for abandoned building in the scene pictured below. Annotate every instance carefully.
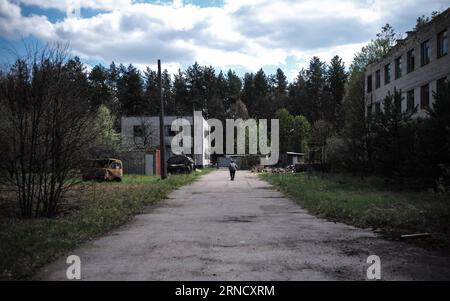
[365,8,450,118]
[121,115,211,175]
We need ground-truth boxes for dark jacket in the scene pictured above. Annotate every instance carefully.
[229,162,238,171]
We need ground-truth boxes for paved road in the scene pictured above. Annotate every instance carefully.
[38,170,450,280]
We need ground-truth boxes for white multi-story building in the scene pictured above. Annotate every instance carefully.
[365,8,450,117]
[121,115,211,168]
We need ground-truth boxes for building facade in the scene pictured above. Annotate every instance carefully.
[121,115,211,168]
[365,8,450,118]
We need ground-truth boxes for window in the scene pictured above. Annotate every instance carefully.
[421,40,431,66]
[407,89,415,112]
[396,93,403,112]
[375,70,381,88]
[133,125,145,138]
[395,57,402,79]
[110,162,122,169]
[164,125,177,137]
[437,77,447,96]
[384,64,391,84]
[438,30,448,57]
[407,49,415,73]
[367,75,373,92]
[420,84,430,109]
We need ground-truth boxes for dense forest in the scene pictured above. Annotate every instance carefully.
[85,56,347,125]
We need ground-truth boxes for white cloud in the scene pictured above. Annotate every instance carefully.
[1,0,449,79]
[16,0,132,11]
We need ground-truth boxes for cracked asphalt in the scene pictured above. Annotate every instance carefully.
[38,170,450,280]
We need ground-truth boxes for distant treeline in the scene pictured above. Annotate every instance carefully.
[85,56,347,128]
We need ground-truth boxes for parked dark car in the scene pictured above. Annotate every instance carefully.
[167,155,196,174]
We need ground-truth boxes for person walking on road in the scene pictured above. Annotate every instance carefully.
[229,159,238,181]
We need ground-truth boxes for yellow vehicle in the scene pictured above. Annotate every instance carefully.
[82,158,123,182]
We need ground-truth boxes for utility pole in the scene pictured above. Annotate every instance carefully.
[158,59,167,179]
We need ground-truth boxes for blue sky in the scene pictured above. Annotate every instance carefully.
[1,0,449,80]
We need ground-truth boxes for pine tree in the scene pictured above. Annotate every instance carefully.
[287,70,308,117]
[342,24,399,173]
[241,72,255,117]
[370,90,414,176]
[88,64,113,110]
[225,69,242,115]
[305,56,327,122]
[173,69,189,115]
[253,68,270,118]
[274,68,288,109]
[144,67,159,115]
[117,64,146,116]
[326,55,347,132]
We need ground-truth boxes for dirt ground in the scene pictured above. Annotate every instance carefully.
[37,170,450,280]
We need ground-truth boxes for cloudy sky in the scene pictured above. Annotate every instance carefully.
[0,0,449,80]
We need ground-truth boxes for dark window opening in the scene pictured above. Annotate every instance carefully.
[375,70,381,88]
[384,64,391,84]
[421,84,430,109]
[164,125,178,137]
[438,30,448,57]
[133,125,145,138]
[407,89,415,112]
[421,40,431,66]
[407,49,415,73]
[367,75,373,92]
[437,77,447,96]
[395,56,402,79]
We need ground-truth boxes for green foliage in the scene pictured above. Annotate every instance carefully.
[242,68,271,119]
[305,56,327,122]
[340,77,450,189]
[287,70,308,116]
[340,24,399,173]
[286,56,346,130]
[0,50,97,218]
[326,55,347,131]
[310,119,334,146]
[309,120,334,163]
[88,64,113,109]
[342,70,368,172]
[225,69,242,112]
[117,64,147,116]
[349,24,397,73]
[275,108,310,154]
[416,81,450,188]
[90,104,121,157]
[414,11,440,31]
[369,90,414,176]
[292,115,311,153]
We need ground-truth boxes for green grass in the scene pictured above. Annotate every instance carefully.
[0,169,212,280]
[259,172,450,248]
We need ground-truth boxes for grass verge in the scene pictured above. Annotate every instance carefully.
[0,169,212,280]
[259,172,450,249]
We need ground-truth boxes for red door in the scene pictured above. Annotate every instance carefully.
[155,149,161,176]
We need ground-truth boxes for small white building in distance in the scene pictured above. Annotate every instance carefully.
[121,115,211,168]
[365,8,450,118]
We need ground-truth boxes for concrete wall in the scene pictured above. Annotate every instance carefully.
[121,116,193,162]
[365,9,450,118]
[121,115,210,167]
